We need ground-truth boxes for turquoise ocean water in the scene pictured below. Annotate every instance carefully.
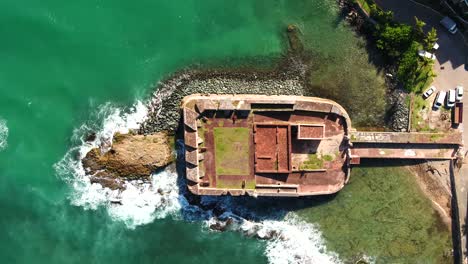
[0,0,452,263]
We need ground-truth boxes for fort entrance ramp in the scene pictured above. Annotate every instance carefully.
[350,131,461,162]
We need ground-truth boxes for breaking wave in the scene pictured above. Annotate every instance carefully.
[54,100,342,263]
[0,118,8,151]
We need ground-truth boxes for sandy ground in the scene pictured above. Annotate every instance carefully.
[406,160,453,228]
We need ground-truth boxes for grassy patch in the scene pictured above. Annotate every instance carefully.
[214,127,250,175]
[429,133,443,142]
[300,154,324,170]
[323,154,335,162]
[410,95,427,131]
[413,63,435,94]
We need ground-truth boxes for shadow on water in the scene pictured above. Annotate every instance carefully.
[173,128,454,262]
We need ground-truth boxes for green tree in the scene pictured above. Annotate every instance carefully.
[369,4,393,24]
[397,41,421,91]
[424,27,438,51]
[414,16,426,41]
[376,24,413,58]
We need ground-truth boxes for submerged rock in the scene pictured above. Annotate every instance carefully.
[85,132,97,142]
[82,132,175,188]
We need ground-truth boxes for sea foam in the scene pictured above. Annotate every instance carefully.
[0,118,8,151]
[55,100,342,263]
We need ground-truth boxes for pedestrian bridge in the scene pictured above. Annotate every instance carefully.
[349,131,462,162]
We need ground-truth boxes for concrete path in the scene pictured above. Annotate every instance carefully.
[351,145,457,159]
[351,131,462,144]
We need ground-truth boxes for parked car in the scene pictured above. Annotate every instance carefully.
[418,50,436,60]
[423,86,436,99]
[447,89,456,108]
[433,91,446,110]
[456,85,464,101]
[440,16,458,34]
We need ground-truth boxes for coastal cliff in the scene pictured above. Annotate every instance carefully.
[82,132,174,189]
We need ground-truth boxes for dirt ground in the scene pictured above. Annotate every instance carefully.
[414,93,452,132]
[406,160,453,228]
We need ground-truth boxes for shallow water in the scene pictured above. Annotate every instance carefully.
[298,164,452,263]
[0,0,451,263]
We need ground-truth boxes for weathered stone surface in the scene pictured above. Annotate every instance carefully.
[82,132,174,188]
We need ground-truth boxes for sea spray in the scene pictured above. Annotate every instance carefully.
[0,118,8,151]
[55,101,342,263]
[55,101,150,210]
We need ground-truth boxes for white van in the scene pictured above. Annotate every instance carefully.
[447,89,456,108]
[456,85,463,101]
[433,91,446,110]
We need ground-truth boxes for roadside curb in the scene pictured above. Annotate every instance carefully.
[408,0,444,18]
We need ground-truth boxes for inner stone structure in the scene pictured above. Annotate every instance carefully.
[181,94,351,197]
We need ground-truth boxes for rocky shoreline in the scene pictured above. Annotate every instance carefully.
[137,0,410,136]
[81,132,175,189]
[81,5,411,189]
[139,70,304,134]
[338,0,410,132]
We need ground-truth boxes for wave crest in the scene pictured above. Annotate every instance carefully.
[55,100,342,263]
[0,118,8,151]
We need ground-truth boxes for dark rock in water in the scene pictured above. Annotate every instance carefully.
[90,175,125,190]
[110,199,123,205]
[286,24,304,54]
[210,221,227,232]
[209,217,234,232]
[225,218,234,227]
[85,132,96,142]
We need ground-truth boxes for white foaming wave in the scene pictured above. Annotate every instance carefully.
[107,169,186,228]
[0,118,8,151]
[205,211,341,264]
[55,100,180,228]
[56,100,342,262]
[93,101,148,152]
[262,215,341,264]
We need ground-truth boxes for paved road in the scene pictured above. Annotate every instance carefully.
[375,0,468,262]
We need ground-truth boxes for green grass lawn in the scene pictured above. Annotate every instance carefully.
[214,127,250,175]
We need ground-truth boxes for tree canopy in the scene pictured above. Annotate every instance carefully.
[424,27,438,51]
[376,24,413,58]
[414,16,426,41]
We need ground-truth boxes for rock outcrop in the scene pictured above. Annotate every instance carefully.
[82,132,175,189]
